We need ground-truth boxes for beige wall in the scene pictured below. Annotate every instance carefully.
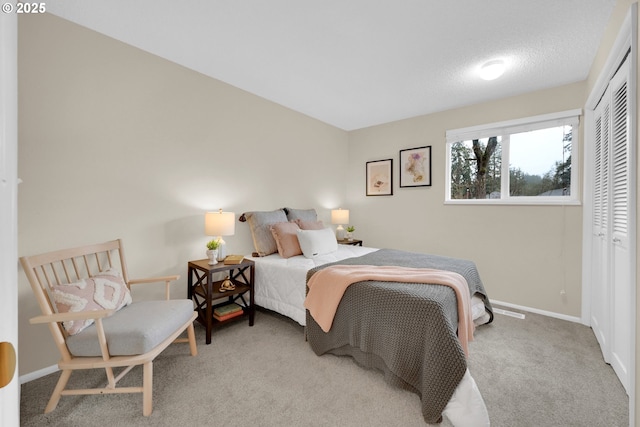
[346,84,585,318]
[17,13,348,375]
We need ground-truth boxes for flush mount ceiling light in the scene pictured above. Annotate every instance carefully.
[479,59,506,81]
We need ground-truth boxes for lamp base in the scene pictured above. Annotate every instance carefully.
[216,237,227,261]
[335,225,345,240]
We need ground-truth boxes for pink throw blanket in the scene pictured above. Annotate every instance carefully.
[304,265,474,357]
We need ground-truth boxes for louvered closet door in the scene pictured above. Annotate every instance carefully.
[590,97,610,360]
[589,55,632,394]
[609,57,632,393]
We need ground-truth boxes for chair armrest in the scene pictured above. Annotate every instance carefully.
[30,309,115,324]
[128,275,180,285]
[128,275,180,300]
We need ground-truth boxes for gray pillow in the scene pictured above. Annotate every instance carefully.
[244,209,288,256]
[284,207,317,222]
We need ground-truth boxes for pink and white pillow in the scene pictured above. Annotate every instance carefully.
[51,268,132,335]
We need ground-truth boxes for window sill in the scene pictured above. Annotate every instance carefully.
[444,198,581,206]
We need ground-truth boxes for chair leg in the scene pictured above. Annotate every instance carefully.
[142,361,153,416]
[187,323,197,356]
[44,369,72,413]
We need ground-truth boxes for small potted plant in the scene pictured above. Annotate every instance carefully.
[345,226,355,241]
[206,239,220,265]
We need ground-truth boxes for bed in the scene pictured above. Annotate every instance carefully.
[240,208,493,426]
[249,244,377,325]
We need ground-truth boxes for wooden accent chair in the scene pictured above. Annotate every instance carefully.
[20,239,198,416]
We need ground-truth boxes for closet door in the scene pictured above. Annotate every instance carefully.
[590,93,611,361]
[590,56,632,393]
[609,58,632,392]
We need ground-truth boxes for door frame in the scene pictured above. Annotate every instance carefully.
[0,9,20,427]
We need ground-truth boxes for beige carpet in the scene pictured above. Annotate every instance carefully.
[20,307,628,426]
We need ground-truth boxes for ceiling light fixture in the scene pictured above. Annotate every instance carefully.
[479,60,506,81]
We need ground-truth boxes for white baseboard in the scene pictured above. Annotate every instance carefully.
[491,299,583,324]
[20,364,58,384]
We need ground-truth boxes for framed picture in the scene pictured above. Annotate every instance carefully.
[366,159,393,196]
[399,146,432,187]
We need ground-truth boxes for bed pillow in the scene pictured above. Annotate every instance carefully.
[284,208,317,222]
[244,209,289,256]
[270,222,303,258]
[295,219,325,230]
[297,228,338,258]
[50,268,132,335]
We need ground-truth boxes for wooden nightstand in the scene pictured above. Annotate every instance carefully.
[337,238,363,246]
[187,258,255,344]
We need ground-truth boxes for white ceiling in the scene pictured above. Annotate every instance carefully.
[46,0,616,131]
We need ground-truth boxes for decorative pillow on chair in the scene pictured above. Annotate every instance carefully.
[297,228,338,258]
[51,268,132,335]
[284,208,317,222]
[244,209,289,256]
[294,219,325,230]
[270,222,303,258]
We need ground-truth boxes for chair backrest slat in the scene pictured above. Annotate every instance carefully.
[82,254,91,277]
[93,253,101,272]
[60,260,70,284]
[50,262,62,286]
[106,251,113,271]
[36,265,49,288]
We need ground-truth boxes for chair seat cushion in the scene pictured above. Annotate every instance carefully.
[66,299,194,357]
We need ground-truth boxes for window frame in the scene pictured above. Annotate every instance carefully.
[445,109,582,205]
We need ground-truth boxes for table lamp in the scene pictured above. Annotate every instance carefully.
[331,208,349,240]
[205,209,235,261]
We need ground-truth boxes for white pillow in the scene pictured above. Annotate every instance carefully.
[296,228,338,258]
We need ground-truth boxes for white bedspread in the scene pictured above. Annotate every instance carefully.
[248,245,489,327]
[247,245,377,326]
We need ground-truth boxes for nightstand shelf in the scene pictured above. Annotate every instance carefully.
[187,258,255,344]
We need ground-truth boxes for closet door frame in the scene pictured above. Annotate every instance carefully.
[583,4,637,424]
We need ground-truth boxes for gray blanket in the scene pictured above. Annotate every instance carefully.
[305,248,493,424]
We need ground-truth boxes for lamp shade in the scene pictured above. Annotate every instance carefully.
[205,210,235,236]
[331,209,349,225]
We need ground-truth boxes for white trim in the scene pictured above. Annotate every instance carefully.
[446,109,582,143]
[628,8,638,426]
[490,300,583,324]
[586,13,633,109]
[444,198,581,206]
[0,10,19,427]
[19,365,59,384]
[581,107,595,326]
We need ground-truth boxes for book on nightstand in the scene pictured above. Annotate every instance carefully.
[214,303,243,317]
[213,309,244,322]
[223,255,245,265]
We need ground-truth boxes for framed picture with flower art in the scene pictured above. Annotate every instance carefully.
[400,146,431,187]
[366,159,393,196]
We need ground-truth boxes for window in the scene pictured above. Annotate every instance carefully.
[445,109,581,205]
